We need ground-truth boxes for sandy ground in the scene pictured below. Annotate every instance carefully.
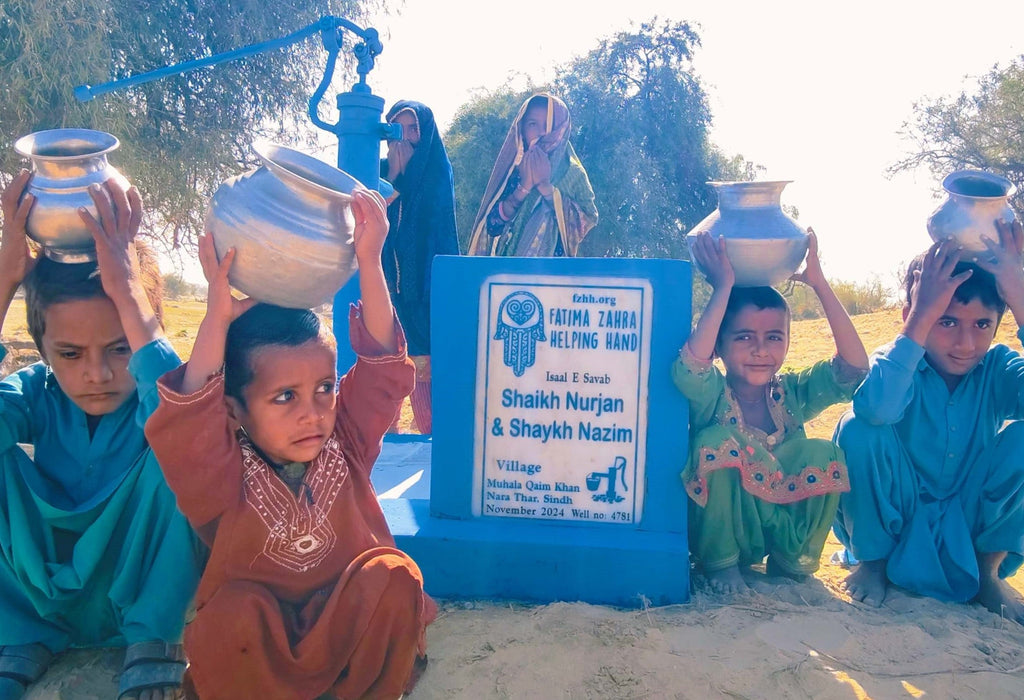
[22,535,1024,700]
[11,306,1024,699]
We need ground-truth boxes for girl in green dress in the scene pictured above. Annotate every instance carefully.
[673,231,868,593]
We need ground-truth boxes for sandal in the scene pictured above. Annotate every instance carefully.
[0,643,53,700]
[117,641,187,700]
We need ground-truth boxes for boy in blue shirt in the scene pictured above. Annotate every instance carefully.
[0,171,199,699]
[834,222,1024,622]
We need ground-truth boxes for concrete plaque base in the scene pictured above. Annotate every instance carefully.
[382,495,689,605]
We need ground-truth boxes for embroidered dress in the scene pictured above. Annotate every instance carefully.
[0,339,200,651]
[672,346,864,575]
[466,93,598,257]
[145,305,436,700]
[834,330,1024,602]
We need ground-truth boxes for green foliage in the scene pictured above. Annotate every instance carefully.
[162,273,202,300]
[890,58,1024,212]
[0,0,381,254]
[444,19,759,259]
[689,275,892,329]
[784,276,893,320]
[830,277,893,316]
[783,282,823,320]
[690,276,712,328]
[558,19,754,259]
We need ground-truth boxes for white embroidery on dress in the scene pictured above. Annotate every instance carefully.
[241,435,349,572]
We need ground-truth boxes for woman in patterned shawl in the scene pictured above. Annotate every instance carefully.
[467,93,598,257]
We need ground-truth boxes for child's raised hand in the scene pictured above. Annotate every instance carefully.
[691,232,735,291]
[198,233,254,326]
[350,187,389,266]
[79,178,145,302]
[181,234,255,393]
[790,228,826,289]
[907,239,973,329]
[351,187,398,351]
[0,169,37,286]
[975,219,1024,311]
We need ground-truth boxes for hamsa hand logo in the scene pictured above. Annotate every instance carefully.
[494,291,546,377]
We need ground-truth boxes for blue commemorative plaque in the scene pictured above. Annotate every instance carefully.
[379,255,692,605]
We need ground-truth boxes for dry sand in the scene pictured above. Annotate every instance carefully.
[16,307,1024,698]
[23,535,1024,700]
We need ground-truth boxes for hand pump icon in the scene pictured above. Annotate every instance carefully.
[586,456,628,504]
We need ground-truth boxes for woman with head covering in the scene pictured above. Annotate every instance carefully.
[467,93,598,257]
[381,100,460,433]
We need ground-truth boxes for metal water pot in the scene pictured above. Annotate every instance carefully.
[13,129,130,263]
[205,142,359,309]
[926,170,1018,253]
[685,181,808,287]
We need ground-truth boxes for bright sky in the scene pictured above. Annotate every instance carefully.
[352,0,1024,289]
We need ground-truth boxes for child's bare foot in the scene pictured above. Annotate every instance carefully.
[840,559,888,607]
[765,556,807,582]
[976,552,1024,625]
[976,574,1024,624]
[706,565,749,594]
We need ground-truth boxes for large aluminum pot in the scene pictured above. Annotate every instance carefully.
[14,129,130,263]
[685,181,808,287]
[926,170,1018,253]
[205,142,360,309]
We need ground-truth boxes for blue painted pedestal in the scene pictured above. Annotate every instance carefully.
[379,256,692,606]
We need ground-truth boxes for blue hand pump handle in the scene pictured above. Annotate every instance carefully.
[72,15,400,372]
[73,16,400,193]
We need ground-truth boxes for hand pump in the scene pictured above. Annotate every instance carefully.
[75,16,398,369]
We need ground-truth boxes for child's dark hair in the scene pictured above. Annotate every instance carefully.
[903,253,1006,318]
[224,303,336,407]
[716,287,791,346]
[24,241,164,352]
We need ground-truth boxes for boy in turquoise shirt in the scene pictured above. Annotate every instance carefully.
[835,223,1024,622]
[0,172,199,699]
